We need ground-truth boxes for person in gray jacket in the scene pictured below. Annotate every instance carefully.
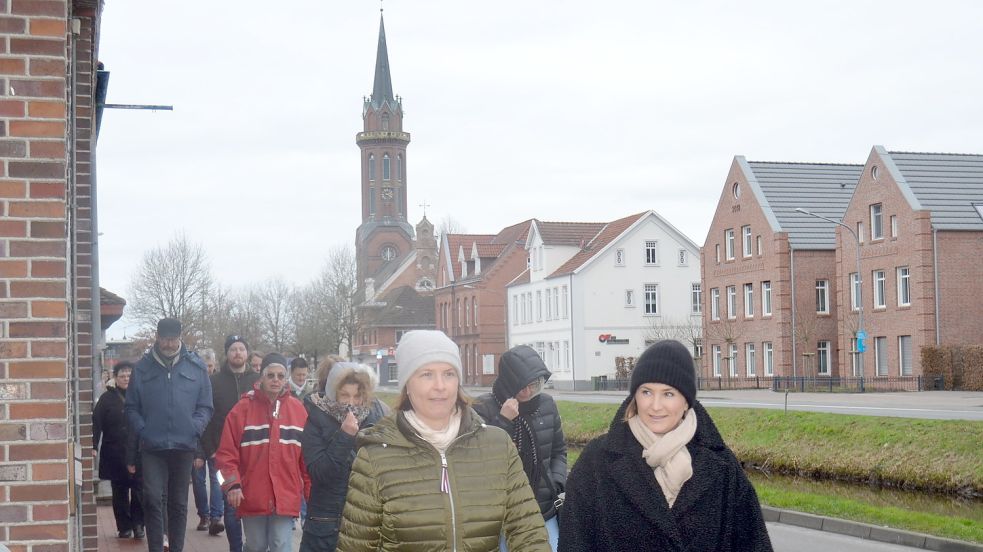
[474,345,567,551]
[125,318,213,552]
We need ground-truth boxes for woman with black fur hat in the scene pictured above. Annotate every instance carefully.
[474,345,567,551]
[558,340,773,552]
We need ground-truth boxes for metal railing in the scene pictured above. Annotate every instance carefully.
[771,375,939,393]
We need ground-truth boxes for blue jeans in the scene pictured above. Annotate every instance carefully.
[192,456,224,519]
[242,515,294,552]
[223,491,243,552]
[500,514,558,552]
[142,449,194,552]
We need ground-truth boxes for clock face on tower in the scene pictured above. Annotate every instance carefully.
[381,187,394,200]
[381,245,397,261]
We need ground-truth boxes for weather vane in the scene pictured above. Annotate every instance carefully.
[419,200,431,217]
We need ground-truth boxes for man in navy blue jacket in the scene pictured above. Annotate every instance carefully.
[125,318,213,552]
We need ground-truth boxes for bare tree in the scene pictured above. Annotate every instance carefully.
[644,316,703,359]
[704,319,745,380]
[250,277,295,352]
[437,215,467,240]
[301,245,360,357]
[128,233,212,337]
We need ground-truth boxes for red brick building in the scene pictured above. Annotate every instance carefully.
[434,221,531,386]
[1,1,106,549]
[702,158,862,380]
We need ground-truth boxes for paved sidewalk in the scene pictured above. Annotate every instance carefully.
[96,498,302,552]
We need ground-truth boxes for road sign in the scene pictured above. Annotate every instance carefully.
[856,330,867,352]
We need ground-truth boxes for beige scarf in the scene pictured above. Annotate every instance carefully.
[404,408,462,453]
[627,409,697,508]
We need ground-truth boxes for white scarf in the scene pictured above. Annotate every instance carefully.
[627,409,697,508]
[404,408,462,453]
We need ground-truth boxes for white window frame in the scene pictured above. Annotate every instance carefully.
[643,284,660,316]
[536,290,542,322]
[850,273,860,311]
[726,286,737,319]
[712,345,721,377]
[561,286,569,319]
[873,270,886,308]
[762,281,772,316]
[756,235,763,256]
[857,221,865,244]
[710,288,720,321]
[897,266,910,306]
[615,248,625,267]
[763,342,774,376]
[725,229,735,260]
[875,336,888,376]
[691,283,702,315]
[890,215,898,238]
[693,338,703,359]
[745,343,756,376]
[545,288,552,320]
[816,280,830,314]
[742,225,752,257]
[512,295,519,325]
[715,244,721,263]
[817,341,831,375]
[899,335,913,376]
[870,203,883,240]
[743,283,754,318]
[850,337,860,376]
[644,240,659,266]
[728,343,738,377]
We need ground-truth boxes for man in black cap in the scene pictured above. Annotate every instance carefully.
[125,318,213,552]
[200,334,258,549]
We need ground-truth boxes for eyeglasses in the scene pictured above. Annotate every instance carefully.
[523,378,544,394]
[264,372,286,380]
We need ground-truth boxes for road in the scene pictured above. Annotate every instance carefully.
[545,389,983,420]
[767,523,926,551]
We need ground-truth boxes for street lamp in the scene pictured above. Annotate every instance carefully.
[795,208,865,376]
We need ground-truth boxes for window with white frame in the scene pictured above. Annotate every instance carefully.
[691,283,702,315]
[899,335,912,376]
[850,273,860,310]
[693,338,703,359]
[890,215,898,238]
[763,342,774,376]
[526,293,533,324]
[552,287,559,317]
[545,288,552,320]
[536,290,542,322]
[744,283,754,317]
[725,229,735,260]
[857,221,865,244]
[563,341,570,372]
[645,241,659,265]
[644,284,659,315]
[712,345,721,377]
[745,343,756,376]
[816,280,830,314]
[756,235,763,256]
[728,343,738,376]
[870,203,883,240]
[875,336,888,376]
[625,289,635,308]
[817,341,831,375]
[873,270,886,308]
[512,295,519,325]
[561,286,568,319]
[615,248,625,266]
[715,244,721,263]
[762,281,772,316]
[726,286,736,319]
[849,337,860,376]
[897,266,910,306]
[710,288,720,320]
[742,225,752,257]
[678,249,688,266]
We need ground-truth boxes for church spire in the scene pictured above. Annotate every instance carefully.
[371,14,395,109]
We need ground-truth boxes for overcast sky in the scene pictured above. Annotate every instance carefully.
[96,1,983,338]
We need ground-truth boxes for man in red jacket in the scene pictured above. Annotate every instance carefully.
[217,353,311,552]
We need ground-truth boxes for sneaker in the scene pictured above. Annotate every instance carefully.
[208,517,225,536]
[133,525,145,539]
[118,530,133,538]
[163,534,169,552]
[197,515,209,531]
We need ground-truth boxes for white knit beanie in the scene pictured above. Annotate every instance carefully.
[396,330,462,390]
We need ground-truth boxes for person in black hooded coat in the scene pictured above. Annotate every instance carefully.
[558,340,772,552]
[474,345,567,551]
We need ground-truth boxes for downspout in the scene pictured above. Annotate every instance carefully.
[789,247,796,378]
[91,69,109,398]
[67,15,83,544]
[932,227,941,345]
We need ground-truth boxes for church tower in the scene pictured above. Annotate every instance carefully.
[355,14,414,288]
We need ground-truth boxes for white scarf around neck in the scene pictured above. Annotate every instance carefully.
[404,408,462,453]
[627,408,697,508]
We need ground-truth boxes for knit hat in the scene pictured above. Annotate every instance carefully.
[260,352,289,372]
[157,317,182,338]
[395,330,462,390]
[629,340,697,408]
[224,334,249,354]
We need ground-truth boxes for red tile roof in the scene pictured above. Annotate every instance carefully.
[536,221,606,246]
[474,243,507,258]
[549,211,648,277]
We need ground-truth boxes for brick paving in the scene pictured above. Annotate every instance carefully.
[96,491,303,552]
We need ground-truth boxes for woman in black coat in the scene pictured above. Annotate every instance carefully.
[299,362,383,552]
[92,361,144,539]
[558,340,772,552]
[474,345,567,551]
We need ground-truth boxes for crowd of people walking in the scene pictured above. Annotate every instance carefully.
[94,317,771,551]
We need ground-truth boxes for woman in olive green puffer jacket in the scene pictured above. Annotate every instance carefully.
[336,330,550,552]
[337,408,550,552]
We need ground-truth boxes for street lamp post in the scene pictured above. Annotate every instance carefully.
[795,208,864,376]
